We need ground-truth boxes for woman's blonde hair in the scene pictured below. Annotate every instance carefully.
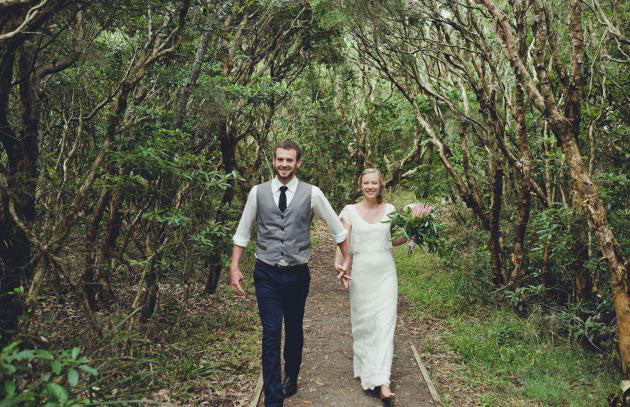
[358,168,385,204]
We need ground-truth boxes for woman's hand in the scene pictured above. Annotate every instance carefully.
[391,233,409,247]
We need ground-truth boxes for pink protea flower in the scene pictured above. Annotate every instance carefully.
[410,203,434,218]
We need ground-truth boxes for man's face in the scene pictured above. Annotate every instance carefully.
[273,148,301,183]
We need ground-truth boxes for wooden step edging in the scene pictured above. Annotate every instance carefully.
[411,343,442,405]
[249,372,263,407]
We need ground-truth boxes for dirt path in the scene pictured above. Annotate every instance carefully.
[258,225,437,407]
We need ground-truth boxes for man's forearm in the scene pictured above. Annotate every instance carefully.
[231,244,245,269]
[337,239,350,269]
[334,246,343,267]
[337,239,349,258]
[230,244,246,296]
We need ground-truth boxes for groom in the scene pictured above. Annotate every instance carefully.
[230,139,351,407]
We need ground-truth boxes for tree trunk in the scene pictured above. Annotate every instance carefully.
[553,93,628,373]
[174,17,214,129]
[0,44,40,343]
[141,251,160,321]
[490,157,504,285]
[354,120,367,176]
[571,227,591,303]
[95,190,122,305]
[83,188,119,310]
[511,173,531,285]
[82,189,110,310]
[204,252,223,294]
[205,122,237,293]
[0,49,22,344]
[422,144,433,198]
[510,80,531,285]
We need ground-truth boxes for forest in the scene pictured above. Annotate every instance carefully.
[1,0,629,405]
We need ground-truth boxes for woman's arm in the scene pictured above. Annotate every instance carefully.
[335,218,352,282]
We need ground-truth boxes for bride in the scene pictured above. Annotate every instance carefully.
[335,168,408,400]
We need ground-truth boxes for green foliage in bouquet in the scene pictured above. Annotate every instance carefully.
[386,203,440,254]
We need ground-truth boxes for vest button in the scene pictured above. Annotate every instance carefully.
[281,227,284,231]
[280,215,285,219]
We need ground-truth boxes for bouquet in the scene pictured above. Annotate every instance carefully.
[386,203,440,255]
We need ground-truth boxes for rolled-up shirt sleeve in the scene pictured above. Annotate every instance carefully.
[311,186,348,244]
[232,186,258,247]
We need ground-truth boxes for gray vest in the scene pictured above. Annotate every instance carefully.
[255,180,312,266]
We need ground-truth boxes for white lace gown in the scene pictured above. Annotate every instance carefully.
[339,203,397,390]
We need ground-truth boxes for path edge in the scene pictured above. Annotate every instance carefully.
[411,343,442,405]
[249,372,263,407]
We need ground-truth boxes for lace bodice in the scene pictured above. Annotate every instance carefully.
[339,203,395,255]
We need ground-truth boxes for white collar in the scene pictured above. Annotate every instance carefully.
[271,176,298,193]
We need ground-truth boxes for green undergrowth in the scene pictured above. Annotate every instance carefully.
[394,248,620,407]
[112,252,261,405]
[24,253,262,406]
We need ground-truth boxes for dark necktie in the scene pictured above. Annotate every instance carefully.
[279,186,288,212]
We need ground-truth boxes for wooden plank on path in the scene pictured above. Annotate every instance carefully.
[411,344,442,405]
[249,372,263,407]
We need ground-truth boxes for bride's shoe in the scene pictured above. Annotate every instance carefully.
[380,385,395,400]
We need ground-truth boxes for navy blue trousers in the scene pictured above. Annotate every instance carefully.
[253,260,310,407]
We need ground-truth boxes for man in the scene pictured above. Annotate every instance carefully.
[230,139,351,407]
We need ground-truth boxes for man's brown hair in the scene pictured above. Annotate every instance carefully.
[274,139,302,161]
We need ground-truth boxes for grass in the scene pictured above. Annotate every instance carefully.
[394,247,621,407]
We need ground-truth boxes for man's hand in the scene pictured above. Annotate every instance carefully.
[342,256,351,273]
[230,266,245,297]
[230,244,246,297]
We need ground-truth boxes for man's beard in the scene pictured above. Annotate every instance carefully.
[274,166,296,182]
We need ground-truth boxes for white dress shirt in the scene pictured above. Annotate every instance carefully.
[233,176,348,248]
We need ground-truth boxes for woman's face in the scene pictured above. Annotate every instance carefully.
[361,172,381,200]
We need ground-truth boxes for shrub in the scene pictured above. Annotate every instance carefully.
[0,342,98,406]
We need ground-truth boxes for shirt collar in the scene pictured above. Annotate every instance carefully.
[272,176,298,193]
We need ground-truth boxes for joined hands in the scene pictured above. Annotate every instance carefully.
[335,259,352,289]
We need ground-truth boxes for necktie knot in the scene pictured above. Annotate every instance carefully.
[279,186,288,212]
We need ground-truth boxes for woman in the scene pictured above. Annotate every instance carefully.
[335,168,407,400]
